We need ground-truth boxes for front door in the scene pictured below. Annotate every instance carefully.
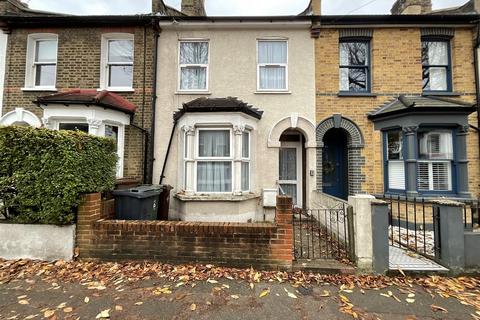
[322,129,348,199]
[279,142,302,207]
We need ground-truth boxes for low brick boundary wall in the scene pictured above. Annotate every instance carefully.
[76,194,293,269]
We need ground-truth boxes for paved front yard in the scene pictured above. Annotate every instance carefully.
[0,259,479,319]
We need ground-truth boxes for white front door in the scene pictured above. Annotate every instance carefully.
[278,141,302,207]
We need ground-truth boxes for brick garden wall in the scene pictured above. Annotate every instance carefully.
[76,194,294,269]
[2,25,155,180]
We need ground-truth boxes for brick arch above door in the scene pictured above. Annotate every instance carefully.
[316,114,366,195]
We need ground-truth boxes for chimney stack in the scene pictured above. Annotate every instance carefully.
[311,0,321,15]
[391,0,432,14]
[181,0,206,16]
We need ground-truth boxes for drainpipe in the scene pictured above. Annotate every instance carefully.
[149,18,161,184]
[474,21,480,159]
[159,120,177,185]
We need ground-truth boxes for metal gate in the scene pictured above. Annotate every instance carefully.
[292,205,355,263]
[381,195,441,261]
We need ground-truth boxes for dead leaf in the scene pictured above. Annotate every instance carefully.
[190,303,196,311]
[206,279,218,284]
[259,289,270,298]
[43,310,55,318]
[284,288,298,299]
[17,295,27,299]
[431,305,448,313]
[406,298,415,304]
[231,295,240,299]
[319,290,330,297]
[57,302,66,309]
[18,299,29,305]
[115,305,123,311]
[63,307,73,313]
[96,309,110,319]
[134,302,143,306]
[84,297,90,303]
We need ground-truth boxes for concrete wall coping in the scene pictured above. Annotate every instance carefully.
[430,199,466,207]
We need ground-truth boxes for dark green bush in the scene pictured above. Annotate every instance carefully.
[0,126,117,225]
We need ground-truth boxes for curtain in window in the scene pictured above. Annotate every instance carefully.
[279,148,296,180]
[258,41,287,64]
[197,162,232,192]
[279,184,297,204]
[388,161,405,190]
[241,162,249,191]
[259,66,286,90]
[199,130,230,157]
[418,131,453,160]
[180,67,207,90]
[108,40,133,63]
[242,132,249,158]
[180,42,208,64]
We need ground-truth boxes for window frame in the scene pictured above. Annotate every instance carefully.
[194,127,233,194]
[339,38,371,93]
[383,129,407,192]
[256,39,289,92]
[100,33,135,92]
[421,37,453,93]
[24,33,58,91]
[241,131,251,192]
[178,39,210,93]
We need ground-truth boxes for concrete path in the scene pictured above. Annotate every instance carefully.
[389,246,448,272]
[0,276,476,320]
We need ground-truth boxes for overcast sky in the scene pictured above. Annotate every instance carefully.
[24,0,469,16]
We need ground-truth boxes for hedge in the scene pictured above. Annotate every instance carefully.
[0,126,117,225]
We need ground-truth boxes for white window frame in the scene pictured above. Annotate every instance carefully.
[256,39,289,92]
[178,39,210,92]
[194,127,233,194]
[100,33,135,92]
[23,33,58,91]
[241,131,251,192]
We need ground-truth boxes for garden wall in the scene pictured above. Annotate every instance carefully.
[0,223,75,261]
[76,193,293,269]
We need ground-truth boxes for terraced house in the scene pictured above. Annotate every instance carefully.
[312,0,480,202]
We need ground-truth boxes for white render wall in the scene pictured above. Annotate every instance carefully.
[153,23,316,221]
[0,224,76,261]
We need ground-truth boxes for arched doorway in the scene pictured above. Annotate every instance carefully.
[322,128,348,199]
[279,129,306,207]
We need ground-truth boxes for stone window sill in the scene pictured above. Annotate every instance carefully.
[97,88,135,93]
[337,92,376,97]
[255,91,291,95]
[22,87,58,92]
[175,192,260,202]
[175,91,212,95]
[422,91,461,97]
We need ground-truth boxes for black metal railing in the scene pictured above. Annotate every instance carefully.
[463,199,480,231]
[292,205,355,263]
[381,195,441,260]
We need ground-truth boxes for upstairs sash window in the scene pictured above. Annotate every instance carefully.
[422,40,451,92]
[339,40,370,92]
[257,40,288,91]
[32,38,57,88]
[107,39,134,88]
[179,41,209,91]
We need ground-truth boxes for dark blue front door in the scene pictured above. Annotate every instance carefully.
[322,129,348,199]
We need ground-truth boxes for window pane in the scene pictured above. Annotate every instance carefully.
[108,40,133,63]
[35,40,57,62]
[35,65,56,86]
[105,125,119,151]
[418,162,430,191]
[422,41,448,66]
[388,161,405,190]
[258,41,287,64]
[418,130,453,160]
[424,67,447,91]
[197,161,232,192]
[340,42,368,66]
[199,130,230,157]
[59,123,89,133]
[432,162,451,191]
[259,66,286,90]
[180,42,208,64]
[109,65,133,87]
[180,66,207,90]
[241,162,250,191]
[339,67,367,91]
[387,131,403,160]
[279,148,296,180]
[242,132,249,158]
[279,184,297,205]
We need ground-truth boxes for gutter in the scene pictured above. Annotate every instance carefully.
[149,19,161,184]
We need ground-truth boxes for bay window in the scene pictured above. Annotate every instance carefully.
[417,130,453,191]
[257,40,288,91]
[179,40,209,91]
[422,39,451,92]
[385,130,405,190]
[339,40,370,92]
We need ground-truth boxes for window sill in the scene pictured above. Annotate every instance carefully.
[337,92,376,97]
[255,91,291,95]
[175,192,260,202]
[175,91,211,95]
[379,192,474,202]
[21,87,58,92]
[98,88,135,93]
[422,91,461,97]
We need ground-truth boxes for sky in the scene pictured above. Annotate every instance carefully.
[24,0,470,16]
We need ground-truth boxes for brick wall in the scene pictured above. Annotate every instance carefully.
[76,194,293,269]
[2,26,155,180]
[315,27,480,197]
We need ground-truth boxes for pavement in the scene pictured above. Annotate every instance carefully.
[0,276,477,320]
